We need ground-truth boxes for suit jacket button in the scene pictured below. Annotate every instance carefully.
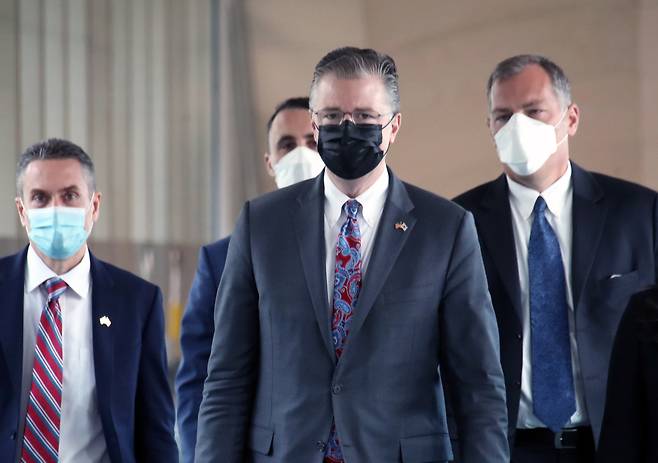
[516,333,522,340]
[332,384,343,394]
[10,432,16,440]
[316,440,326,451]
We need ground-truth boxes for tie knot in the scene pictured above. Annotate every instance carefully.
[343,200,360,220]
[45,277,67,302]
[533,196,548,216]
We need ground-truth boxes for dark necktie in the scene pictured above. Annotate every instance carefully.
[324,200,362,463]
[528,196,576,432]
[21,277,68,463]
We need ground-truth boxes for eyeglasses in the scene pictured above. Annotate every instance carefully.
[311,109,392,126]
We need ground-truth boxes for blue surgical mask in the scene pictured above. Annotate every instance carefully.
[26,202,91,260]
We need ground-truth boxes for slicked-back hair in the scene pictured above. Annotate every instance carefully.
[486,54,572,110]
[310,47,400,114]
[16,138,96,197]
[266,97,310,134]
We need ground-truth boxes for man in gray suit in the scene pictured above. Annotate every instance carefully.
[195,46,509,463]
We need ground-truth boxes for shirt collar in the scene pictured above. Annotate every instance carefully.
[26,245,91,298]
[506,162,573,220]
[324,167,389,227]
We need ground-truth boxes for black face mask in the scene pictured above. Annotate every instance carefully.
[317,121,386,180]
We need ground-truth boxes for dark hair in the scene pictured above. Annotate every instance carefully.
[267,97,310,133]
[16,138,96,196]
[309,47,400,113]
[486,54,572,110]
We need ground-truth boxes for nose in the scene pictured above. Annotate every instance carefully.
[340,112,356,124]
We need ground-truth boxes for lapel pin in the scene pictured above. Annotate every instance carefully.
[394,221,408,232]
[99,315,112,327]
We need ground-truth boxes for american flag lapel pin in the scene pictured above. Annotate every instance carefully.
[394,221,408,232]
[99,315,112,327]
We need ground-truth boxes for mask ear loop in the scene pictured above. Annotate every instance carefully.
[382,113,397,157]
[554,106,570,146]
[85,193,97,235]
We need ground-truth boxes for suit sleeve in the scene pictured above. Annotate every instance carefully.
[597,298,643,462]
[195,205,259,462]
[439,211,509,462]
[175,245,222,463]
[135,287,179,462]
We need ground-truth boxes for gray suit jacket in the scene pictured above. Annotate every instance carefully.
[195,170,509,462]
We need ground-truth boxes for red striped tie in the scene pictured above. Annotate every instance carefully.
[21,277,67,463]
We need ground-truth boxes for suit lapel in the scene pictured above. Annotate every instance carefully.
[293,174,335,360]
[0,249,28,397]
[339,172,416,360]
[478,175,523,327]
[89,254,116,430]
[570,163,606,311]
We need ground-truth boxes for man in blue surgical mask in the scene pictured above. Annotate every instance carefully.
[0,138,177,462]
[454,54,658,462]
[175,96,324,463]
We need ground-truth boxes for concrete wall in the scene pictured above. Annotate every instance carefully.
[0,0,213,245]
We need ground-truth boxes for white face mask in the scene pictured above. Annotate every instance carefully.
[272,146,325,188]
[494,110,568,176]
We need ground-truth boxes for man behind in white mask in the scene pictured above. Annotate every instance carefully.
[175,96,323,463]
[454,55,658,462]
[264,97,325,188]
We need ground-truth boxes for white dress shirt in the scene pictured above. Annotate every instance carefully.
[20,245,110,462]
[324,168,389,304]
[507,164,589,429]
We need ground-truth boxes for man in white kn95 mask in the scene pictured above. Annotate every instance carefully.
[454,54,658,463]
[175,96,324,463]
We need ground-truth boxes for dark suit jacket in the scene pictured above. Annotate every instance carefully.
[598,287,658,462]
[0,248,178,463]
[195,170,509,463]
[175,237,230,463]
[454,162,658,446]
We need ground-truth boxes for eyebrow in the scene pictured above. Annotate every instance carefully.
[492,99,546,115]
[276,135,296,148]
[317,106,378,112]
[29,185,80,195]
[28,188,49,196]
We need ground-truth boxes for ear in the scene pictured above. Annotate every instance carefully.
[264,152,275,177]
[312,120,320,144]
[15,197,29,228]
[567,103,580,136]
[388,113,402,144]
[90,192,102,223]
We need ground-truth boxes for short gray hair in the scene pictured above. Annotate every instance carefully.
[310,47,400,114]
[16,138,96,197]
[486,54,572,110]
